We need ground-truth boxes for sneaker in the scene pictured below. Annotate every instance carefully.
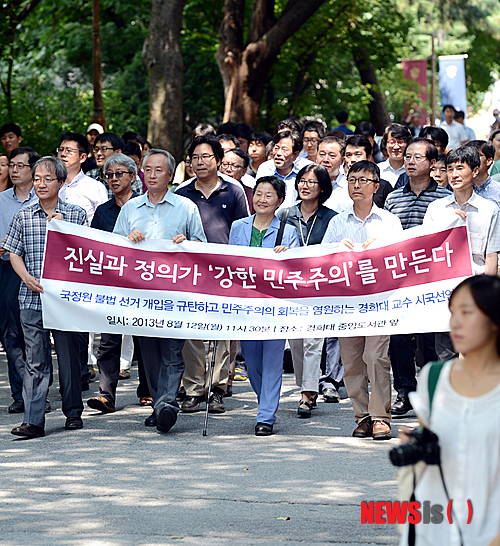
[234,366,248,381]
[118,369,131,380]
[208,390,225,414]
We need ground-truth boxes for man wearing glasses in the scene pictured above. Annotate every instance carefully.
[0,147,40,415]
[176,135,248,415]
[114,148,206,433]
[219,148,254,213]
[322,161,402,440]
[384,138,451,418]
[86,132,143,198]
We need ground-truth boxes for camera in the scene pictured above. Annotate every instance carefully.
[389,426,441,467]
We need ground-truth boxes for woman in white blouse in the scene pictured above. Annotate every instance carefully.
[401,275,500,546]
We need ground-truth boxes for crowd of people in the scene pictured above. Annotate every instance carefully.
[0,104,500,446]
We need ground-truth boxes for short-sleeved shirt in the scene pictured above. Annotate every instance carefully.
[278,204,337,246]
[473,176,500,208]
[0,187,38,261]
[3,199,88,310]
[423,191,500,274]
[174,178,248,244]
[91,192,139,233]
[384,179,451,229]
[113,190,207,243]
[322,204,403,244]
[58,170,108,223]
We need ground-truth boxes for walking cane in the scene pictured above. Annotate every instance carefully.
[202,339,217,436]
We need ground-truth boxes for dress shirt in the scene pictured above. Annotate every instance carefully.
[113,190,207,242]
[322,174,352,213]
[3,200,88,311]
[86,167,144,200]
[0,187,38,261]
[440,120,467,149]
[322,204,402,244]
[91,192,139,233]
[473,176,500,208]
[424,191,500,274]
[175,178,249,244]
[377,159,406,187]
[278,204,337,246]
[384,179,451,229]
[58,170,108,223]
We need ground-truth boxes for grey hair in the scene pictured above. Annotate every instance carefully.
[142,148,176,175]
[103,153,137,176]
[32,156,67,183]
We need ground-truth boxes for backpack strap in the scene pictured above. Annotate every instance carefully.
[275,208,289,247]
[427,360,446,416]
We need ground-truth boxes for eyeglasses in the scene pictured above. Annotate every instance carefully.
[404,154,427,162]
[191,154,215,163]
[104,171,132,180]
[93,146,115,154]
[8,162,29,170]
[298,179,319,187]
[347,177,375,185]
[221,162,244,171]
[34,177,58,184]
[57,146,80,155]
[303,138,319,145]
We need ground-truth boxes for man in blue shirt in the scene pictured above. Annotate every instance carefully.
[0,147,39,414]
[114,149,206,434]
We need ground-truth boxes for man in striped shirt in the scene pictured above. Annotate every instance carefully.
[384,138,451,417]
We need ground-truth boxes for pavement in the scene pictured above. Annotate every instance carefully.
[0,345,418,546]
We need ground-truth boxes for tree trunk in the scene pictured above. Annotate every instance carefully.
[352,45,389,135]
[143,0,186,163]
[217,0,328,127]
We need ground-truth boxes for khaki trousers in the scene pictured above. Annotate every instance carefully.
[339,335,391,424]
[182,339,230,396]
[288,338,323,392]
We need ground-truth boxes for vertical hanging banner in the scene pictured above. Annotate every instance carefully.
[39,219,473,340]
[402,60,428,123]
[439,55,468,117]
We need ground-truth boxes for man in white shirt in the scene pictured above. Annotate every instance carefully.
[57,132,108,223]
[424,145,500,275]
[316,135,351,213]
[256,130,307,209]
[440,105,468,149]
[322,161,403,441]
[377,124,412,187]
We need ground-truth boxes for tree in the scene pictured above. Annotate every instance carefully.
[143,0,187,161]
[216,0,332,127]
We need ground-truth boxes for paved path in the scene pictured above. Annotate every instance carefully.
[0,350,417,545]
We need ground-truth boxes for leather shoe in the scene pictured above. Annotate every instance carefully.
[390,396,413,416]
[180,395,204,413]
[87,396,116,413]
[352,418,372,438]
[11,423,45,438]
[372,420,392,440]
[157,407,177,433]
[65,417,83,430]
[45,397,51,413]
[144,412,157,427]
[255,422,273,436]
[322,386,340,403]
[8,399,24,414]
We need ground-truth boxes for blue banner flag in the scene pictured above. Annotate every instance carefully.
[439,55,467,118]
